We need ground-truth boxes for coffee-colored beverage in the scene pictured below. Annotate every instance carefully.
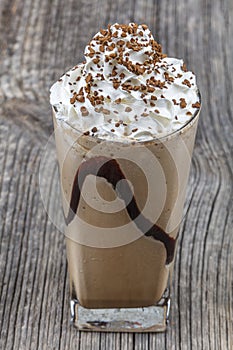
[50,23,201,331]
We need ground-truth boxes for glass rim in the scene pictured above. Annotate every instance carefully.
[52,90,201,146]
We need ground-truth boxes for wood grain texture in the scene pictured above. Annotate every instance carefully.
[0,0,232,349]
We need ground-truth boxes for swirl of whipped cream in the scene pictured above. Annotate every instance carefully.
[50,23,200,141]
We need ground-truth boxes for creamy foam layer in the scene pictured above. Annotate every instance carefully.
[50,23,200,141]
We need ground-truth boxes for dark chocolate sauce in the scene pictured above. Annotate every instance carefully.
[65,156,176,264]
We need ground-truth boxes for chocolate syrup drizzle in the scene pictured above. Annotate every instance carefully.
[65,156,176,264]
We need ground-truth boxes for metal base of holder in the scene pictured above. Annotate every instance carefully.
[70,290,170,332]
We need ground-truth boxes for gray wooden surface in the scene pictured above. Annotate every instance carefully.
[0,0,232,349]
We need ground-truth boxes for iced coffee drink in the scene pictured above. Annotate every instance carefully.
[50,23,201,331]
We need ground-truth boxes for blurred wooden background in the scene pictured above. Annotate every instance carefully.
[0,0,232,349]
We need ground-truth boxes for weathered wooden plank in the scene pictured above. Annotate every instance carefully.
[0,0,232,349]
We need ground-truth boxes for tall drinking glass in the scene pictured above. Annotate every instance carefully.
[52,97,200,332]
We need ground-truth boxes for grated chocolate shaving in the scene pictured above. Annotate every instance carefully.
[180,98,187,109]
[182,79,191,88]
[80,106,89,116]
[192,102,201,108]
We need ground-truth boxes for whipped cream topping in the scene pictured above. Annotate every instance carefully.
[50,23,200,141]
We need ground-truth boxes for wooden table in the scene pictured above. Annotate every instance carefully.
[0,0,232,349]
